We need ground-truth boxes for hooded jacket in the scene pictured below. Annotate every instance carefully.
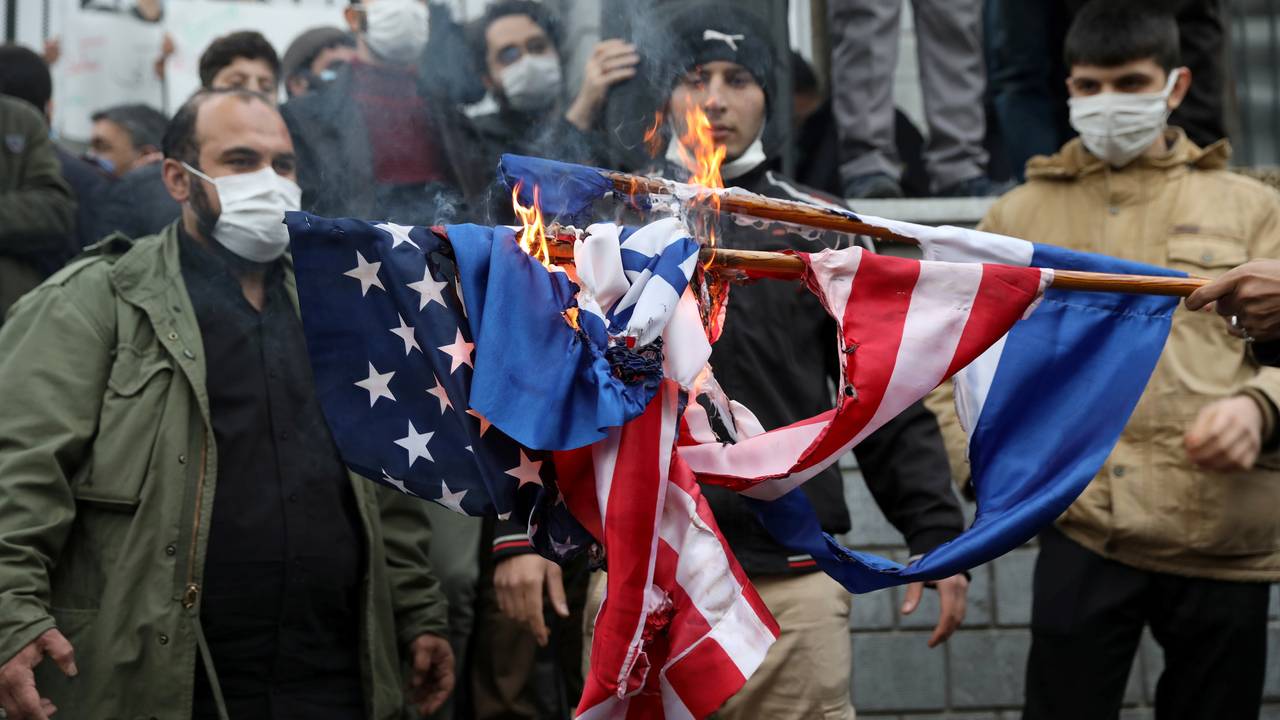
[975,128,1280,581]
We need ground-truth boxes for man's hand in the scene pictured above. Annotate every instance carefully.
[153,33,176,81]
[0,629,77,720]
[564,39,640,131]
[900,574,968,648]
[41,38,61,66]
[1185,260,1280,341]
[1185,395,1265,472]
[407,633,454,717]
[493,554,568,647]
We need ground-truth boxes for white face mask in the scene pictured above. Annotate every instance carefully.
[184,163,302,263]
[1068,69,1182,168]
[499,54,563,112]
[361,0,429,66]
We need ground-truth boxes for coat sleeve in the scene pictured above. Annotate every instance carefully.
[489,517,536,563]
[376,486,451,647]
[0,103,75,256]
[0,270,113,666]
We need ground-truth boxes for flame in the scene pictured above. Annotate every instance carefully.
[673,105,725,269]
[643,109,666,158]
[511,181,552,267]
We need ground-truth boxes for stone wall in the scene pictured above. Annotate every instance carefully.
[839,462,1280,718]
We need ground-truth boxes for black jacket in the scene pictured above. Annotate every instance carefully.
[677,161,963,576]
[89,162,179,243]
[281,63,480,225]
[54,145,110,250]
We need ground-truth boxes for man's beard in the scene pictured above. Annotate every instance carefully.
[189,179,220,243]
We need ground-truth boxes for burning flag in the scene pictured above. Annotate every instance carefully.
[285,208,1065,717]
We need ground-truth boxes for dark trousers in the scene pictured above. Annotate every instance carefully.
[467,551,588,720]
[1023,526,1270,720]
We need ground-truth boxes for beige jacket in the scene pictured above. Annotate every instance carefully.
[942,129,1280,581]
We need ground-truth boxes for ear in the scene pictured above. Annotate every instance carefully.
[1168,66,1192,111]
[162,158,193,204]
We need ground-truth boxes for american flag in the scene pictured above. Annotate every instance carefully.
[285,212,592,558]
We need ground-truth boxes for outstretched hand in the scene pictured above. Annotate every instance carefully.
[1185,260,1280,341]
[900,574,968,648]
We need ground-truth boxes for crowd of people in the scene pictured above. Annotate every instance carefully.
[0,0,1277,719]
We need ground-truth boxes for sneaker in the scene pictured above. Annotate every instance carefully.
[935,176,1017,198]
[843,172,904,199]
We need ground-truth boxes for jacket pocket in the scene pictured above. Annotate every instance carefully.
[34,608,99,711]
[1196,470,1280,555]
[1165,235,1248,277]
[77,346,175,509]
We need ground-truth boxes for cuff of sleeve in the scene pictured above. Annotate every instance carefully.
[491,531,536,563]
[905,526,963,558]
[396,597,450,649]
[0,598,56,667]
[1239,387,1280,449]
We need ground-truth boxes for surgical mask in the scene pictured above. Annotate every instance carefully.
[499,54,563,112]
[360,0,429,66]
[183,163,302,262]
[84,153,115,176]
[1068,69,1181,167]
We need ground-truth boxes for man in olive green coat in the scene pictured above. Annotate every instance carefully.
[0,89,453,719]
[0,94,75,318]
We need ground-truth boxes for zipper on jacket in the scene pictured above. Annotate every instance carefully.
[182,437,208,610]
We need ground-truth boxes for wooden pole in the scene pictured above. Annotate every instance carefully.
[601,170,921,245]
[545,232,1208,297]
[585,171,1209,297]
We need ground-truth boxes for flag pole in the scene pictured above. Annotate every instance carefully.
[601,169,920,245]
[573,170,1207,297]
[544,230,1207,297]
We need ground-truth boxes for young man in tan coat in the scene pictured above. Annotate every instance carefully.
[971,3,1280,717]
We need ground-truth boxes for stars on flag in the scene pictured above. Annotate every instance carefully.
[380,467,416,496]
[344,251,384,295]
[408,266,449,311]
[426,375,452,413]
[394,420,434,466]
[355,362,396,406]
[377,222,420,250]
[466,408,491,436]
[438,479,468,514]
[390,315,421,355]
[439,329,475,373]
[550,535,576,557]
[505,450,543,488]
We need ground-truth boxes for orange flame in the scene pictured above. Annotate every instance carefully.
[511,181,552,267]
[673,105,725,268]
[643,109,666,158]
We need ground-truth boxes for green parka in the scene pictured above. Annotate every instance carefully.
[0,223,449,718]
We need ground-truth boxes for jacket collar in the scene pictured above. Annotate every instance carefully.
[1026,127,1232,181]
